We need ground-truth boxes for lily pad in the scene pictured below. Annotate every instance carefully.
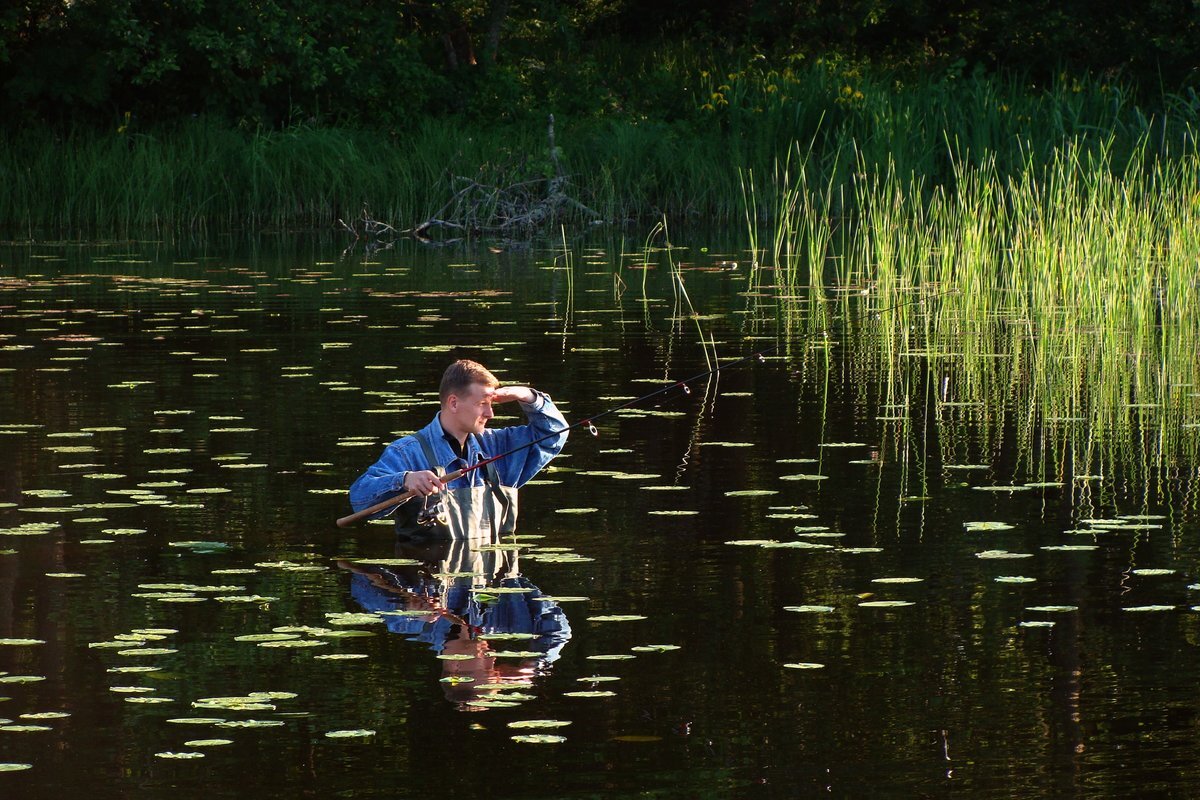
[964,521,1014,532]
[507,719,571,729]
[976,550,1034,560]
[630,644,681,653]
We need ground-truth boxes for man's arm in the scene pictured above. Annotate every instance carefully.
[483,386,569,487]
[348,439,424,513]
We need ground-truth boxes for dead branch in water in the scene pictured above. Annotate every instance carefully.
[339,115,602,248]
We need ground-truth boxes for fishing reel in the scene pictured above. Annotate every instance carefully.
[416,494,449,527]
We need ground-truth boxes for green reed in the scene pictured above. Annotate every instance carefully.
[4,57,1198,237]
[755,126,1200,488]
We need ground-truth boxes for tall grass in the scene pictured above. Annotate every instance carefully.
[2,60,1198,237]
[753,128,1200,485]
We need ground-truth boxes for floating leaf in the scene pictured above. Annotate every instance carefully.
[587,615,646,623]
[975,550,1033,560]
[1019,621,1056,628]
[325,729,375,739]
[783,662,825,669]
[507,719,571,729]
[784,605,835,613]
[1122,605,1175,612]
[871,577,923,584]
[586,654,636,661]
[510,734,566,743]
[964,521,1014,532]
[858,600,915,608]
[994,576,1036,584]
[0,725,51,732]
[1026,605,1078,613]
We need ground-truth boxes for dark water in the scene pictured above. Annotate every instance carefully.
[2,237,1199,798]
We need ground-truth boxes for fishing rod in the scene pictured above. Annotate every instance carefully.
[335,287,955,528]
[334,347,773,527]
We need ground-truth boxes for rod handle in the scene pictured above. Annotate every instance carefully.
[334,468,466,528]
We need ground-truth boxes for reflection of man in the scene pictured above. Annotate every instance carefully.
[339,537,571,707]
[348,359,568,537]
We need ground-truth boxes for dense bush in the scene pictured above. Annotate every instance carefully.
[2,1,1197,129]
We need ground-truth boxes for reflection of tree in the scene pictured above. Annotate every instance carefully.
[338,534,570,708]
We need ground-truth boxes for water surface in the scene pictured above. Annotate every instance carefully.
[2,237,1199,797]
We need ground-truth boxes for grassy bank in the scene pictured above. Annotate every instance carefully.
[2,59,1198,238]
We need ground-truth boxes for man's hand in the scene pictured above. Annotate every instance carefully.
[404,470,442,496]
[487,385,536,404]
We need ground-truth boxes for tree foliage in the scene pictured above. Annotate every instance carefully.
[1,0,1197,128]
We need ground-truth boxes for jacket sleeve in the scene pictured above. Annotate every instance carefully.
[483,391,569,488]
[347,438,422,513]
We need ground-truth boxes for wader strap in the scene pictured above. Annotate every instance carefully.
[472,433,513,525]
[415,431,445,478]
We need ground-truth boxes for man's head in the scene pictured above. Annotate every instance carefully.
[439,359,500,440]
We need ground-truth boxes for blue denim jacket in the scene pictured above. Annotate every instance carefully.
[347,391,568,514]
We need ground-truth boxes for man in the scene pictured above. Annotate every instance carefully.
[348,359,568,537]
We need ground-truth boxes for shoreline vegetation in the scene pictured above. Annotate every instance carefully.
[2,60,1198,238]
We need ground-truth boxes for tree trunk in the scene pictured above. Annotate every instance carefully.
[482,0,510,66]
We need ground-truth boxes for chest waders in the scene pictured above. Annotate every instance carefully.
[393,431,518,542]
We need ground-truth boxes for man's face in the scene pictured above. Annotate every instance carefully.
[445,382,495,437]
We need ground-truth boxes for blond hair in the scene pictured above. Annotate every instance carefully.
[439,359,500,402]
